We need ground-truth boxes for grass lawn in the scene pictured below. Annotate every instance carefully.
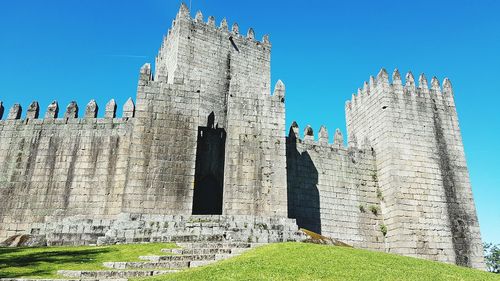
[142,242,500,281]
[0,243,176,279]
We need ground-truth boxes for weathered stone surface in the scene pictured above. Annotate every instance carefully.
[7,104,21,120]
[287,126,383,250]
[207,16,215,27]
[0,234,47,247]
[303,125,314,141]
[195,10,203,22]
[262,34,270,44]
[45,101,59,118]
[122,97,134,118]
[26,102,39,120]
[85,100,98,118]
[247,28,255,40]
[64,101,78,118]
[104,99,116,118]
[334,128,343,147]
[103,261,190,270]
[220,18,228,30]
[3,214,303,248]
[58,270,175,278]
[232,23,239,34]
[318,126,328,145]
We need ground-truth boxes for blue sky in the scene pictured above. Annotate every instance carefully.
[0,0,498,244]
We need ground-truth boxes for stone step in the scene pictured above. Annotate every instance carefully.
[228,247,253,255]
[139,254,216,262]
[175,242,253,249]
[1,279,126,281]
[167,248,233,255]
[57,270,177,279]
[214,254,235,260]
[103,261,190,270]
[189,260,219,268]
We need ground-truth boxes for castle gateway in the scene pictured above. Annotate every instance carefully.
[0,4,485,269]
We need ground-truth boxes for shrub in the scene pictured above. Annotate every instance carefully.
[359,204,366,213]
[380,224,388,237]
[484,242,500,273]
[369,205,379,216]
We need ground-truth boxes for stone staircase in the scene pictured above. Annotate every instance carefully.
[50,241,265,281]
[1,215,306,281]
[26,214,305,247]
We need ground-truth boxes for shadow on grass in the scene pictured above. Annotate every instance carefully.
[0,247,112,278]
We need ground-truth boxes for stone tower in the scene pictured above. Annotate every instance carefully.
[345,69,484,268]
[121,3,288,217]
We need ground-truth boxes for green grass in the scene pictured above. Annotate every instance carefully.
[141,242,500,281]
[0,243,176,279]
[2,242,498,281]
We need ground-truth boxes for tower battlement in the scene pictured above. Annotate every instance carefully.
[346,68,455,115]
[170,4,271,47]
[154,4,271,96]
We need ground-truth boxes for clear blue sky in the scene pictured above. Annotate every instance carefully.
[0,0,498,244]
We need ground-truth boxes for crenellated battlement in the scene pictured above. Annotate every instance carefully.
[286,121,362,150]
[172,3,270,47]
[154,3,272,89]
[0,97,135,123]
[345,68,455,113]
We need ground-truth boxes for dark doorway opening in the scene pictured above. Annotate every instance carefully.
[192,112,226,215]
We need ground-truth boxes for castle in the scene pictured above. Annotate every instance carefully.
[0,4,485,269]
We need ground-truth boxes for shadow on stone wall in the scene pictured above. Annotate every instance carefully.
[431,100,472,267]
[192,112,226,215]
[286,133,321,234]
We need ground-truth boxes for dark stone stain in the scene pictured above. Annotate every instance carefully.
[14,138,25,171]
[103,136,119,214]
[228,36,240,52]
[431,98,471,267]
[416,91,428,113]
[63,138,80,209]
[0,140,15,218]
[17,131,43,221]
[46,137,59,197]
[222,52,232,125]
[24,131,42,189]
[90,137,103,176]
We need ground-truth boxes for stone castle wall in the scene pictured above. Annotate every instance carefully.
[346,69,483,268]
[120,68,201,215]
[286,124,385,250]
[0,100,135,239]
